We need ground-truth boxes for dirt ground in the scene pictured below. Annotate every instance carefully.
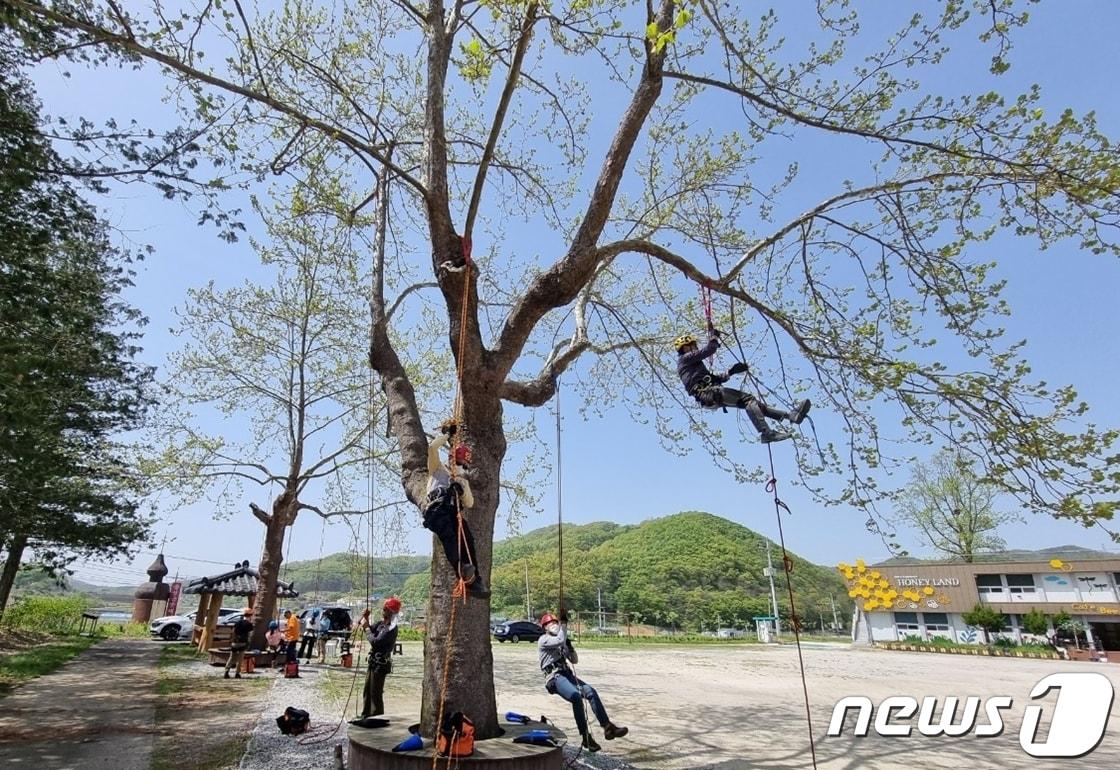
[376,640,1120,770]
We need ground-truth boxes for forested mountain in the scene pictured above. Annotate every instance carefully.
[398,512,849,630]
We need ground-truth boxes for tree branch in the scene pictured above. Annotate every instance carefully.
[463,1,539,239]
[249,502,271,525]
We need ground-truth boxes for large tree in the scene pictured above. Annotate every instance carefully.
[894,450,1018,562]
[0,41,153,614]
[8,0,1120,738]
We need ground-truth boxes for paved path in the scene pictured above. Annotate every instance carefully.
[0,638,162,770]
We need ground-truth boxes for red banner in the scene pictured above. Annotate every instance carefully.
[167,581,183,615]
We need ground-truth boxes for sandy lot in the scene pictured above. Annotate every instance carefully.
[377,640,1119,770]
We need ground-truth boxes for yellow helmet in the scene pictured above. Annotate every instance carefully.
[673,333,698,351]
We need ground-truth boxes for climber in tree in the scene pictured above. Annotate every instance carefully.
[422,419,489,598]
[674,325,811,444]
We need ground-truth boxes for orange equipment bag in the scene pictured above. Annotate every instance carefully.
[437,711,475,758]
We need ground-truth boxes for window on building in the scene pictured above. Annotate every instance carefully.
[922,613,950,633]
[1000,614,1016,632]
[1005,574,1037,594]
[976,574,1004,595]
[894,612,920,636]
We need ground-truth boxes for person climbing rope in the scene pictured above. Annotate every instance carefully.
[538,611,627,753]
[358,597,402,718]
[422,419,489,597]
[674,326,811,443]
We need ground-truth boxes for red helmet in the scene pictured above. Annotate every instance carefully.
[539,612,558,627]
[452,444,473,465]
[383,597,402,614]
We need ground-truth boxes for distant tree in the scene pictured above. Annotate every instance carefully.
[962,604,1006,645]
[141,184,407,647]
[0,47,153,615]
[895,451,1018,562]
[1020,608,1050,637]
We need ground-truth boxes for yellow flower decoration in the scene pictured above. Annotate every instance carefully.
[848,589,859,598]
[936,594,951,604]
[922,586,935,596]
[1049,559,1065,570]
[865,600,879,610]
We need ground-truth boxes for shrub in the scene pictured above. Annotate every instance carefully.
[1,595,90,634]
[1021,609,1049,636]
[993,637,1018,649]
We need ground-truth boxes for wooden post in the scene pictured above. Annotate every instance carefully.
[199,592,223,652]
[194,593,212,648]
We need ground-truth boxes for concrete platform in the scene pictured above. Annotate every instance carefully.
[348,718,565,770]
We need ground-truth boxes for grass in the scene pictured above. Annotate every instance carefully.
[0,635,97,696]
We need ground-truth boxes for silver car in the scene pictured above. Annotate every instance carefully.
[149,607,239,640]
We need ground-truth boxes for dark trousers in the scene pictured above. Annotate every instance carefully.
[286,640,299,662]
[422,497,478,573]
[298,634,316,660]
[361,661,391,717]
[695,386,786,433]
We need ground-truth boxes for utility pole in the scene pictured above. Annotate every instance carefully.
[765,541,781,636]
[597,586,604,630]
[524,561,531,620]
[829,594,840,632]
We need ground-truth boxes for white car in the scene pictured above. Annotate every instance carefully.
[150,607,240,641]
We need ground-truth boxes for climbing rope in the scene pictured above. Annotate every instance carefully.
[764,444,818,770]
[432,233,476,769]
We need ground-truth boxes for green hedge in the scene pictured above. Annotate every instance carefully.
[1,595,90,633]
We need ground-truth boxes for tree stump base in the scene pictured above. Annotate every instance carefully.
[348,720,565,770]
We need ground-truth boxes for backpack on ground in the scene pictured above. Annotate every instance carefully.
[284,660,300,678]
[437,711,475,758]
[276,706,310,735]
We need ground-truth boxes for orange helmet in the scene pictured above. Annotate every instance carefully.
[384,597,402,614]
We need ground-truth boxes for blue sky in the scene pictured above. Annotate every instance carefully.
[24,2,1120,588]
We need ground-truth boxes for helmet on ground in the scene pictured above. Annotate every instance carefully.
[673,333,698,351]
[268,620,279,630]
[539,612,558,627]
[452,444,473,465]
[384,597,403,614]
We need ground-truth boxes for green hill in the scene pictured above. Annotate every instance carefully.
[399,511,850,631]
[278,552,429,602]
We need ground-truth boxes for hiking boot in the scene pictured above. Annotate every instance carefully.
[760,428,791,444]
[223,671,230,679]
[788,399,811,425]
[460,563,477,583]
[234,673,242,679]
[468,575,491,599]
[581,733,601,753]
[603,722,628,740]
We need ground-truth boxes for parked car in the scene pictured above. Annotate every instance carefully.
[149,607,239,641]
[493,620,544,643]
[298,606,354,638]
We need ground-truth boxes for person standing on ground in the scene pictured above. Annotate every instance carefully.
[538,611,628,752]
[316,611,332,664]
[264,620,284,669]
[358,597,401,718]
[283,609,300,662]
[224,608,254,679]
[298,610,319,662]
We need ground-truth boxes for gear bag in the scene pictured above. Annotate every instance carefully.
[276,706,310,736]
[437,711,475,758]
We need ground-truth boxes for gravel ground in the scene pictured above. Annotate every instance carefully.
[237,662,360,770]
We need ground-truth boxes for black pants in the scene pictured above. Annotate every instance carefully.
[422,495,478,573]
[361,660,392,717]
[298,634,316,660]
[286,640,299,663]
[694,386,786,433]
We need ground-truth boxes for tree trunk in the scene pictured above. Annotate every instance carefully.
[0,534,30,618]
[420,389,505,739]
[250,491,297,649]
